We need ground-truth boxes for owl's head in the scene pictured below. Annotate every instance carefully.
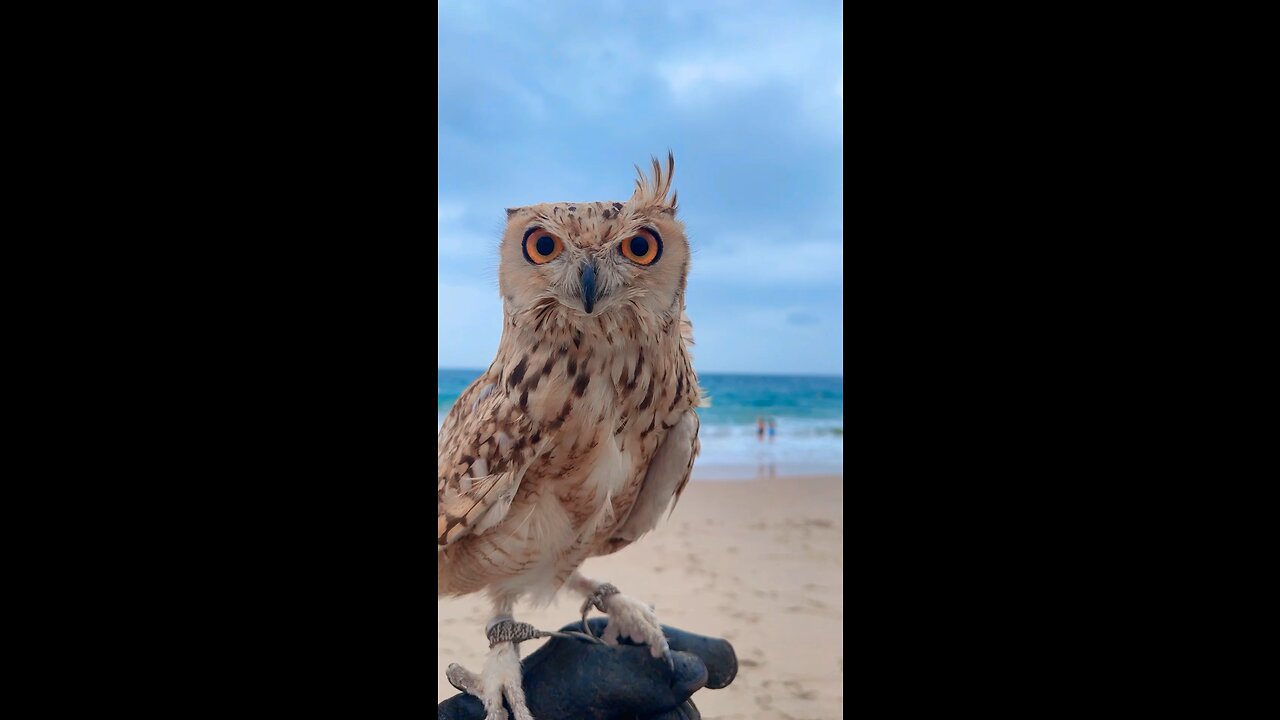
[498,153,688,331]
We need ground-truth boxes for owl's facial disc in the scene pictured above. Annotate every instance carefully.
[501,204,687,328]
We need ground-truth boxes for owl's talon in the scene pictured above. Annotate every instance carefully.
[552,629,604,645]
[590,586,672,671]
[445,637,535,720]
[580,582,620,637]
[446,662,479,694]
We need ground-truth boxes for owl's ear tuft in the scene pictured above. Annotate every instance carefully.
[628,150,678,216]
[505,208,520,218]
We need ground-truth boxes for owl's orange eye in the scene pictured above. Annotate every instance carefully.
[522,229,563,265]
[620,228,662,266]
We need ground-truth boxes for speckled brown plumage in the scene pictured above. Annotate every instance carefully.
[438,154,701,607]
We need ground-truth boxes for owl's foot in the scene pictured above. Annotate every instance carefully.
[581,583,674,672]
[445,619,540,720]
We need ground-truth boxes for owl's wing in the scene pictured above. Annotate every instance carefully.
[437,377,543,547]
[597,410,700,555]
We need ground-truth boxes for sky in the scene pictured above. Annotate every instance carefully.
[438,0,843,375]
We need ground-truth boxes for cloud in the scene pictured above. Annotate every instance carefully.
[438,200,504,267]
[438,1,843,374]
[438,277,504,368]
[689,302,843,375]
[659,60,754,97]
[654,20,842,130]
[691,239,843,287]
[438,201,465,225]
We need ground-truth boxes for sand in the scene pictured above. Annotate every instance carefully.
[437,474,844,719]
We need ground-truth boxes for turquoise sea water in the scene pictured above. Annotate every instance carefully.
[439,368,843,477]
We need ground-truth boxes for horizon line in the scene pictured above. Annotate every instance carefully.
[438,366,843,379]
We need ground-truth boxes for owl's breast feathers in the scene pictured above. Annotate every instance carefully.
[438,320,700,598]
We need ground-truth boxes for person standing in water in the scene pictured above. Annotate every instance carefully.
[756,416,766,442]
[767,417,777,442]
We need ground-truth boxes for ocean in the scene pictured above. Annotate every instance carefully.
[438,368,843,479]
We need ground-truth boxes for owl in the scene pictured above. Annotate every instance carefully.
[438,153,701,719]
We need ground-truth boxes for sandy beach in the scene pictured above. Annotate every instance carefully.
[437,474,845,719]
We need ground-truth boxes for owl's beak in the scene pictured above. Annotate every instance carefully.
[580,262,598,314]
